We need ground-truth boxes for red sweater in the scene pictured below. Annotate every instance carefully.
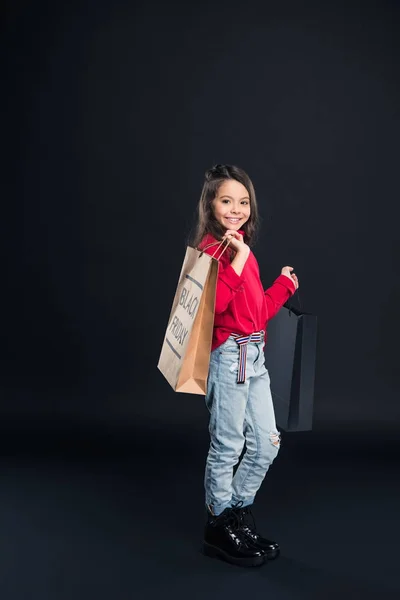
[199,233,296,351]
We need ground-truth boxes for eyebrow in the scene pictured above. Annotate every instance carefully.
[219,195,250,200]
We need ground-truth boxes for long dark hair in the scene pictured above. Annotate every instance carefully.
[191,164,260,249]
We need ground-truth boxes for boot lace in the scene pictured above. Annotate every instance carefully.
[215,506,241,529]
[215,502,248,547]
[231,501,257,532]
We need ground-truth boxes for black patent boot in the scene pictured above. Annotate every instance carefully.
[233,504,280,560]
[203,506,266,567]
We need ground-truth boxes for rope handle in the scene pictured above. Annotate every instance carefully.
[287,289,302,316]
[198,239,231,261]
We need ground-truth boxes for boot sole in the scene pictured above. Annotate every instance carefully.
[265,548,280,560]
[203,542,266,567]
[243,535,281,560]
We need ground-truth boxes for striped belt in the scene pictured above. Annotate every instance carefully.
[231,331,264,384]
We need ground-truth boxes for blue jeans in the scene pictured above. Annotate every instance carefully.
[204,334,281,516]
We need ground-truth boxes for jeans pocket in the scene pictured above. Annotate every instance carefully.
[228,361,239,373]
[219,338,239,355]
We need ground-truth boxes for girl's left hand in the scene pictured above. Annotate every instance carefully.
[281,266,299,290]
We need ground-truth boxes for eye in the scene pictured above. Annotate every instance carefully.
[221,199,230,204]
[241,201,249,205]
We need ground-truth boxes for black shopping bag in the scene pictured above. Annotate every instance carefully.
[264,303,317,432]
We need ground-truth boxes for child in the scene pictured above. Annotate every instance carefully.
[194,164,299,568]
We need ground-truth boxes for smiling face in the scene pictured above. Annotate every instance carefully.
[212,179,251,232]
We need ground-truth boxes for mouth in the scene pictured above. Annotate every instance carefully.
[224,217,242,224]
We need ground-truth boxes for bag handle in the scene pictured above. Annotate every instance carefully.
[198,239,231,260]
[287,289,302,316]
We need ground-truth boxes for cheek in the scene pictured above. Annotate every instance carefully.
[213,207,222,219]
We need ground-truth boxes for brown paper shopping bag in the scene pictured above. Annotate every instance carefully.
[157,241,229,395]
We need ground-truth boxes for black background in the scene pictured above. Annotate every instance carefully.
[2,1,400,598]
[3,0,400,433]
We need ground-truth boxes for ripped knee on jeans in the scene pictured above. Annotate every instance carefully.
[269,431,281,449]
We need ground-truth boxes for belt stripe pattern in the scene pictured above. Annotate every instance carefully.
[231,331,264,384]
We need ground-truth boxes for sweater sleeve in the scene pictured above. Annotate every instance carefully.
[201,242,246,315]
[264,274,296,321]
[214,263,246,314]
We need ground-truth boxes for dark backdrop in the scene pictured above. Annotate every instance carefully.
[2,0,400,436]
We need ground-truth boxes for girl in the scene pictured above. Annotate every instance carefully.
[194,164,299,568]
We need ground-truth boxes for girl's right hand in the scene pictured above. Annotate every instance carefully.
[223,230,250,255]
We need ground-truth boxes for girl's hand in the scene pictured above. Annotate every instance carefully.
[281,266,299,290]
[222,230,250,255]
